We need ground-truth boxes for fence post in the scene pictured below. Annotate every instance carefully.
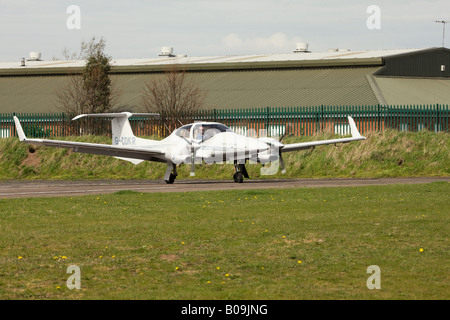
[436,103,440,132]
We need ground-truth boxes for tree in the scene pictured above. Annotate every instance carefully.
[140,64,207,134]
[56,36,119,115]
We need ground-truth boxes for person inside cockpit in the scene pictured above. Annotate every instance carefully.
[195,126,204,140]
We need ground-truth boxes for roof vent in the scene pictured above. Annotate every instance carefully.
[28,52,42,61]
[293,43,310,53]
[159,46,175,57]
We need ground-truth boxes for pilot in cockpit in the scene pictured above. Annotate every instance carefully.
[195,126,204,140]
[196,126,211,141]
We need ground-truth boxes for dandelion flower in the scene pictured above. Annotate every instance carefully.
[297,260,302,264]
[18,256,23,260]
[216,267,220,270]
[206,281,211,284]
[225,273,229,277]
[282,236,286,239]
[419,248,424,252]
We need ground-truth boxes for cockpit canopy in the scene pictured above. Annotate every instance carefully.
[174,123,232,141]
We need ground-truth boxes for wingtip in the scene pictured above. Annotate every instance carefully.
[347,116,364,139]
[13,116,27,141]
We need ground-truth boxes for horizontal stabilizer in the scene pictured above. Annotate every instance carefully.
[72,112,159,121]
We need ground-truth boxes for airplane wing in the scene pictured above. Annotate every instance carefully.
[13,116,167,163]
[281,116,366,153]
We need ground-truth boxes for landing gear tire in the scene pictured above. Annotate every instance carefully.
[233,172,243,183]
[165,173,176,184]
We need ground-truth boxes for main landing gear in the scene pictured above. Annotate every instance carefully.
[233,163,249,183]
[164,162,177,184]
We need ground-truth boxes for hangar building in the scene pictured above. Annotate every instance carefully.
[0,46,449,113]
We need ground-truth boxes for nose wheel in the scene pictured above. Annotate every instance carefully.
[233,171,244,183]
[233,163,248,183]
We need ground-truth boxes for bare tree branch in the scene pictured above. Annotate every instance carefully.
[140,64,207,134]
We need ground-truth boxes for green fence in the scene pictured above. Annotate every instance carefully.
[1,104,449,139]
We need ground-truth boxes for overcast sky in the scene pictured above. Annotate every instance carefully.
[0,0,449,61]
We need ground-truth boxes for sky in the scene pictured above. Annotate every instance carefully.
[0,0,449,61]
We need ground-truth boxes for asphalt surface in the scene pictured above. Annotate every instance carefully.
[0,177,448,199]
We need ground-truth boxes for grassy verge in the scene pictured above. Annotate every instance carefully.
[0,182,448,299]
[0,129,449,180]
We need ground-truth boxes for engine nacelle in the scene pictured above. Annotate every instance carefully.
[166,145,190,164]
[256,152,279,164]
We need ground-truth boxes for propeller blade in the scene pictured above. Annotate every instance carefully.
[190,144,196,176]
[279,152,286,174]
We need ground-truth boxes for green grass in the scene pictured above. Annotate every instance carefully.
[0,182,448,299]
[0,129,448,180]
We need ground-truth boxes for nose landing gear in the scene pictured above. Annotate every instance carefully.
[233,163,249,183]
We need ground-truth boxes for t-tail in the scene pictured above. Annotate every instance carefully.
[72,112,159,164]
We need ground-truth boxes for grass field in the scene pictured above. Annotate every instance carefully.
[1,129,448,181]
[0,182,448,300]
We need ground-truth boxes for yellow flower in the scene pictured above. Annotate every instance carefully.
[17,256,23,260]
[216,267,220,270]
[206,281,211,284]
[225,273,229,277]
[61,256,68,259]
[181,242,185,245]
[282,236,286,239]
[297,260,302,264]
[419,248,424,252]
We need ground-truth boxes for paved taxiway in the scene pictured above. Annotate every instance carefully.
[0,177,448,199]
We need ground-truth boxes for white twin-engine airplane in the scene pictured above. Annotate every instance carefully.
[13,113,366,184]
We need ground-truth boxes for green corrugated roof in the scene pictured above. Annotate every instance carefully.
[116,67,382,111]
[0,67,382,113]
[374,77,450,105]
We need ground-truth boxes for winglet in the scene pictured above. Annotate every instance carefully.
[13,116,27,141]
[348,116,365,139]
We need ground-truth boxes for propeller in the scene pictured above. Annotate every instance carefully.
[278,132,291,174]
[179,135,197,176]
[190,142,196,176]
